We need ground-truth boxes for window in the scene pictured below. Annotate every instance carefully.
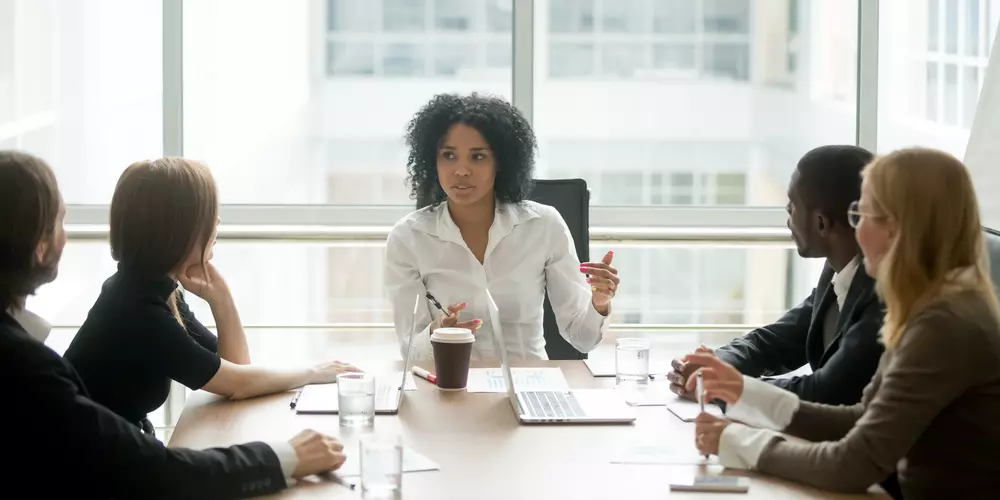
[878,0,999,153]
[183,0,512,204]
[547,0,753,80]
[0,0,162,204]
[384,0,426,32]
[328,42,376,75]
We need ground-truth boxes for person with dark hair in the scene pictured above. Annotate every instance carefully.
[386,93,620,360]
[64,158,359,434]
[668,145,885,406]
[0,150,346,498]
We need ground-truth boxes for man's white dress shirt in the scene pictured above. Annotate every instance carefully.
[385,201,609,360]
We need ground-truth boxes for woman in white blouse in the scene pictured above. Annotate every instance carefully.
[385,93,620,360]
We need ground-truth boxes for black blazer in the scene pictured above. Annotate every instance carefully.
[715,261,885,405]
[0,312,286,499]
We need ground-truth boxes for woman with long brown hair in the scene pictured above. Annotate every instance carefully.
[684,148,1000,499]
[65,158,358,434]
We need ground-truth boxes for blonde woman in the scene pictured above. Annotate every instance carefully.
[685,148,1000,499]
[65,158,358,435]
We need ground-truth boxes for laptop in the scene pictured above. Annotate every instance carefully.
[486,290,635,424]
[295,295,419,415]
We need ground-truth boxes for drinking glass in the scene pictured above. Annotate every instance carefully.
[360,433,403,497]
[615,338,651,386]
[338,372,375,428]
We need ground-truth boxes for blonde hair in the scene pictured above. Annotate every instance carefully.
[863,147,999,349]
[110,157,218,325]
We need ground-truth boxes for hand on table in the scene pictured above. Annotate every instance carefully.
[666,345,714,400]
[310,361,363,384]
[290,430,347,478]
[430,301,482,333]
[694,412,731,457]
[683,352,744,405]
[581,251,619,315]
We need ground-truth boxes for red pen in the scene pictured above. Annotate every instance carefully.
[411,366,437,384]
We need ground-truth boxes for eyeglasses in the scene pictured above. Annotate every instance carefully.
[847,200,878,229]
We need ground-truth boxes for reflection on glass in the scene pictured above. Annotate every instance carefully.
[944,63,959,125]
[384,0,426,31]
[0,0,162,204]
[328,42,376,75]
[966,0,982,56]
[963,66,980,127]
[550,0,596,33]
[182,0,512,204]
[879,0,998,157]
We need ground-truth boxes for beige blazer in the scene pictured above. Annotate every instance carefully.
[757,289,1000,500]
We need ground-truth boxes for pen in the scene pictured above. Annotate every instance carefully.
[411,366,438,384]
[425,292,449,316]
[289,387,303,409]
[697,371,708,459]
[321,472,356,490]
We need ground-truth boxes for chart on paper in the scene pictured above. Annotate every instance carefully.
[466,367,570,393]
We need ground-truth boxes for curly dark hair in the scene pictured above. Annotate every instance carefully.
[404,93,536,206]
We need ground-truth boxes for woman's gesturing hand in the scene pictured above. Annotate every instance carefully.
[581,251,619,315]
[430,301,482,333]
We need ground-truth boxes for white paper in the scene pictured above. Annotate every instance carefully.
[465,367,569,393]
[612,443,720,466]
[337,447,440,477]
[665,397,725,422]
[293,373,417,413]
[623,386,673,406]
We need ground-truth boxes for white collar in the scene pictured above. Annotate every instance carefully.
[8,307,52,342]
[412,201,542,248]
[832,257,861,309]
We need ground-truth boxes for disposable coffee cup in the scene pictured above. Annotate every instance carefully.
[430,327,475,390]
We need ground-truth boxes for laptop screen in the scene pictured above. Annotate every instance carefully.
[485,290,518,406]
[396,295,421,397]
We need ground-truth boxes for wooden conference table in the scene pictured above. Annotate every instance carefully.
[170,359,888,500]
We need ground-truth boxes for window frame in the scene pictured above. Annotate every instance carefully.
[62,0,882,235]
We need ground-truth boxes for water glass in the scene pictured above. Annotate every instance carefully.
[615,338,651,386]
[338,372,375,428]
[360,433,403,497]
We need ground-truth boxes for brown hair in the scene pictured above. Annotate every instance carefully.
[0,151,62,312]
[110,158,218,323]
[863,147,1000,349]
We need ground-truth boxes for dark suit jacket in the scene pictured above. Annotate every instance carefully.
[715,261,885,405]
[0,312,286,499]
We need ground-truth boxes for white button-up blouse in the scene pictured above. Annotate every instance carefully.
[385,201,609,361]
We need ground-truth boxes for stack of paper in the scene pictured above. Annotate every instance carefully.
[611,443,719,466]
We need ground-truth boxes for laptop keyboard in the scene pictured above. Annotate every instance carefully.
[521,391,585,419]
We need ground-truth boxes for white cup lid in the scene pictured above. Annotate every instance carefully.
[431,327,475,344]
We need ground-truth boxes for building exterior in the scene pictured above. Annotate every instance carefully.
[2,0,998,329]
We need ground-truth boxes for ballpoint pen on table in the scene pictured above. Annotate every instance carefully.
[289,387,304,409]
[320,472,356,491]
[697,370,708,459]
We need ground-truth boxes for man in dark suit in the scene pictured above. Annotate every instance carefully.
[0,150,346,499]
[668,145,884,406]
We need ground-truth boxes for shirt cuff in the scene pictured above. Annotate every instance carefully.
[266,440,298,483]
[725,376,800,430]
[718,423,783,470]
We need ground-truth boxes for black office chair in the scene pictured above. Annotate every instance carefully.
[415,179,591,360]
